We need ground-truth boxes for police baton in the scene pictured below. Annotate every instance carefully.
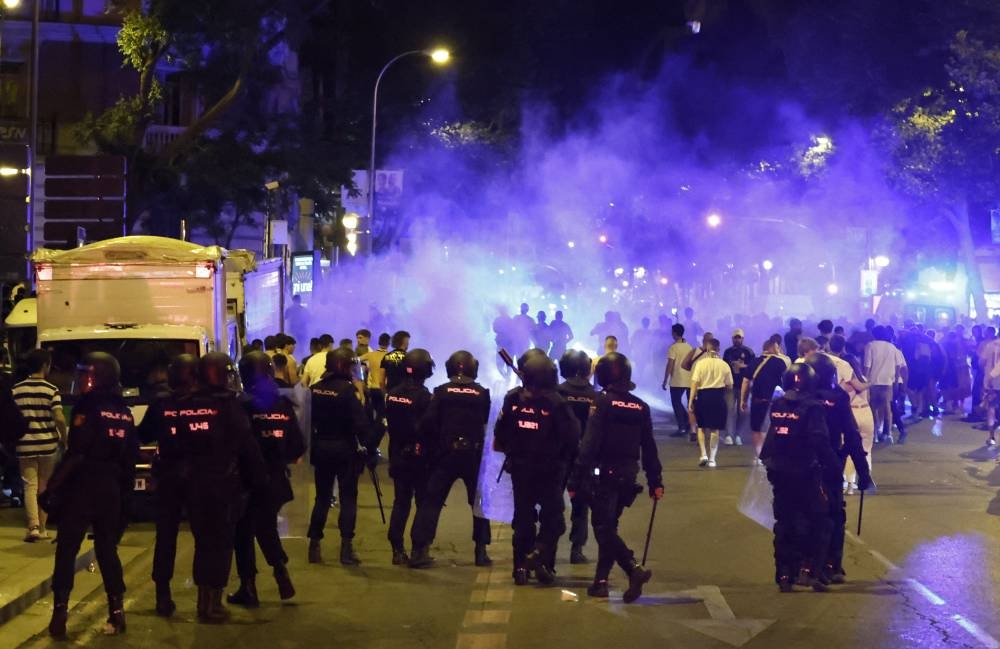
[641,498,658,566]
[498,348,523,378]
[369,466,386,525]
[856,489,864,536]
[496,457,509,484]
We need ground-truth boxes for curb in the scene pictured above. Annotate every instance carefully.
[0,545,95,625]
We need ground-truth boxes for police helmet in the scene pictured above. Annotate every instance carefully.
[781,362,817,397]
[325,347,356,381]
[167,354,199,393]
[200,352,242,392]
[74,351,121,395]
[558,350,591,380]
[518,349,558,390]
[238,351,275,391]
[404,348,435,382]
[805,353,837,390]
[595,352,632,389]
[445,350,479,382]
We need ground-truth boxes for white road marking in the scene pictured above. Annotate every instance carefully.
[867,549,900,571]
[695,585,736,620]
[953,614,1000,649]
[906,578,946,606]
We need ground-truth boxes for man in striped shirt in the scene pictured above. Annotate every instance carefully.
[13,349,67,542]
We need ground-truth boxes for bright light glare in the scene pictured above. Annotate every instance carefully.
[706,213,721,228]
[342,213,359,229]
[621,280,629,288]
[567,240,575,248]
[762,259,773,271]
[2,0,21,8]
[614,267,624,277]
[600,287,607,294]
[347,240,358,256]
[826,283,839,296]
[874,255,890,268]
[659,277,668,286]
[634,266,646,279]
[928,280,955,292]
[598,234,608,244]
[429,48,451,64]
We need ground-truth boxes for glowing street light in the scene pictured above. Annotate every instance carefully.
[2,0,21,8]
[341,213,360,230]
[706,213,722,228]
[598,234,608,244]
[761,259,773,271]
[567,240,575,248]
[874,255,890,269]
[826,283,839,296]
[367,47,452,256]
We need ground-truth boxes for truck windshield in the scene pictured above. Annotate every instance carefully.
[41,339,200,398]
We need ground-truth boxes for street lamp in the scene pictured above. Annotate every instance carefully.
[874,255,890,269]
[366,47,451,256]
[706,213,721,228]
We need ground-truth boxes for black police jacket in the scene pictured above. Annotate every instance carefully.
[385,380,432,464]
[557,378,597,430]
[572,387,662,489]
[242,385,306,506]
[167,388,268,496]
[815,387,869,482]
[310,376,374,463]
[63,391,138,492]
[138,389,191,476]
[418,379,490,458]
[494,386,580,471]
[760,393,841,474]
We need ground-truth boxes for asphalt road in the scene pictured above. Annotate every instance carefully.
[10,402,1000,649]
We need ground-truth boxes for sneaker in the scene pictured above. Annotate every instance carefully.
[698,456,709,467]
[846,483,856,495]
[723,435,735,446]
[778,575,794,593]
[734,435,743,446]
[988,437,997,447]
[707,460,717,468]
[24,526,40,543]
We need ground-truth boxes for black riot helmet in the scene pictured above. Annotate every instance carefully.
[805,353,837,391]
[558,350,591,380]
[404,348,435,382]
[595,352,633,390]
[445,350,479,383]
[74,351,121,395]
[325,347,355,381]
[167,353,199,394]
[518,349,557,390]
[199,352,242,392]
[238,351,275,391]
[781,363,817,398]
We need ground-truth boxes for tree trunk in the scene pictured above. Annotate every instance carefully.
[948,199,989,321]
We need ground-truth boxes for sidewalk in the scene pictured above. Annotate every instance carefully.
[0,504,94,625]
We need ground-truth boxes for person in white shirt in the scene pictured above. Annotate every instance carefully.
[301,334,334,387]
[689,338,732,468]
[662,324,694,439]
[864,326,908,444]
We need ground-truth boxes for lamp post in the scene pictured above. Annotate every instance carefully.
[366,47,450,256]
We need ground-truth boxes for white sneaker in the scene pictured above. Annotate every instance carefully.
[707,460,717,468]
[698,456,709,467]
[723,435,735,446]
[988,437,997,447]
[846,483,857,495]
[754,458,764,467]
[734,435,743,446]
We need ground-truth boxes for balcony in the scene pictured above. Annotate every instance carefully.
[142,124,186,154]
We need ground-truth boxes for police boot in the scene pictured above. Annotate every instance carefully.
[474,543,493,567]
[274,563,295,600]
[101,594,126,635]
[824,563,846,585]
[570,544,589,564]
[308,539,322,564]
[226,577,259,608]
[587,579,609,598]
[623,561,652,604]
[154,582,176,617]
[408,545,434,569]
[525,548,554,585]
[778,575,795,593]
[513,568,529,586]
[391,547,410,566]
[197,586,230,624]
[340,540,361,566]
[48,590,70,638]
[796,567,829,593]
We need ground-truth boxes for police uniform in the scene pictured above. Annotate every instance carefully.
[759,392,841,589]
[234,387,305,587]
[385,380,432,557]
[495,384,580,582]
[557,377,597,558]
[409,379,492,560]
[307,373,374,555]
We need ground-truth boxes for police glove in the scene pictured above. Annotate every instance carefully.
[650,485,664,500]
[858,472,874,492]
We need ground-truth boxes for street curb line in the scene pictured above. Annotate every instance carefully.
[0,545,95,625]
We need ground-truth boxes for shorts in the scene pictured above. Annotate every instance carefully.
[749,398,771,432]
[694,388,727,430]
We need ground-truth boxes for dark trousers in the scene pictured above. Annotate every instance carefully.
[590,480,638,581]
[568,496,590,547]
[308,457,360,541]
[152,474,184,585]
[510,469,566,568]
[669,387,690,432]
[823,475,846,573]
[769,471,831,580]
[53,481,125,597]
[388,464,427,550]
[187,494,239,588]
[411,451,491,548]
[368,389,386,437]
[234,493,287,578]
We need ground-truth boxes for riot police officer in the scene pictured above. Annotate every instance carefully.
[806,354,872,584]
[409,351,493,568]
[495,350,580,585]
[308,347,375,566]
[228,352,305,607]
[759,363,842,592]
[557,350,596,564]
[138,353,198,617]
[384,348,435,565]
[568,352,662,604]
[47,352,137,637]
[173,352,267,622]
